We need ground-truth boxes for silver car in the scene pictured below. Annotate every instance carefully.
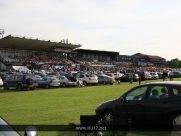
[58,76,77,87]
[37,77,60,88]
[76,74,98,86]
[98,75,114,85]
[0,77,3,87]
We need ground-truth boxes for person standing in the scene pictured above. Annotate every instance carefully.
[129,71,133,84]
[162,70,166,81]
[169,69,174,81]
[138,73,142,85]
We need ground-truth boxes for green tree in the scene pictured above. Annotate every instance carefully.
[168,58,180,68]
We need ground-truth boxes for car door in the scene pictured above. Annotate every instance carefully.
[7,75,15,88]
[98,76,103,84]
[12,75,20,88]
[59,76,64,86]
[144,85,174,124]
[116,85,148,124]
[38,78,47,87]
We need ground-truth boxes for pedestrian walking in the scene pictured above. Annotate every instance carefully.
[169,69,174,81]
[129,71,133,84]
[138,73,142,85]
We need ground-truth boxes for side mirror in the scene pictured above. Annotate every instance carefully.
[119,96,125,102]
[24,126,38,136]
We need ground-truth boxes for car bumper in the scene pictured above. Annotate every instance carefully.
[23,83,38,88]
[87,80,98,84]
[66,82,77,86]
[50,83,60,87]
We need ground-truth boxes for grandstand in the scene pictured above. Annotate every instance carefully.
[0,35,167,72]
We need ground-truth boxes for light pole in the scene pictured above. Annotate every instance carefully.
[0,29,5,38]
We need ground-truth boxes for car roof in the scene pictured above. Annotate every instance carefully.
[144,81,181,85]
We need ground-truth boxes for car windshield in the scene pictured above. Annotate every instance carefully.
[0,117,21,136]
[90,74,97,77]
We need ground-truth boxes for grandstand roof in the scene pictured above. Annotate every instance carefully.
[0,35,81,52]
[75,48,119,54]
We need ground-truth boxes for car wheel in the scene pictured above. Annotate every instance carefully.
[3,84,9,90]
[45,84,50,89]
[83,81,87,86]
[103,81,107,85]
[110,83,113,85]
[30,87,35,90]
[102,110,114,125]
[62,83,66,87]
[17,84,24,91]
[171,114,181,125]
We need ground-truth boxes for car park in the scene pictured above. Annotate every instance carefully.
[117,73,139,82]
[95,81,181,126]
[3,74,38,91]
[97,75,114,85]
[57,76,77,87]
[150,72,159,79]
[37,77,60,88]
[76,74,98,86]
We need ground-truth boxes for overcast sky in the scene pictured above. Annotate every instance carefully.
[1,0,181,61]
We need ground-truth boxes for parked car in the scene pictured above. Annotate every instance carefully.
[96,81,181,126]
[76,74,98,86]
[0,73,9,81]
[150,72,159,79]
[0,116,37,136]
[3,74,38,91]
[46,72,60,77]
[113,73,124,80]
[172,71,181,78]
[117,73,139,82]
[37,77,60,88]
[97,75,114,85]
[136,71,152,80]
[35,74,42,80]
[106,73,116,80]
[157,72,163,79]
[0,77,3,87]
[34,72,48,77]
[58,76,77,87]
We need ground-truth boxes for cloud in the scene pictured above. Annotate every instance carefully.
[1,0,181,60]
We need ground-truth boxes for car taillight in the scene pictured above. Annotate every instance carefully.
[50,80,52,83]
[68,79,71,82]
[143,74,145,77]
[89,78,91,80]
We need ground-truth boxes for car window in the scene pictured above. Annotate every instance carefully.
[125,86,148,100]
[172,87,181,97]
[42,78,47,81]
[79,75,84,78]
[60,77,64,79]
[9,75,14,80]
[90,74,97,77]
[149,86,169,99]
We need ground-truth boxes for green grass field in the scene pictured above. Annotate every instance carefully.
[1,78,181,136]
